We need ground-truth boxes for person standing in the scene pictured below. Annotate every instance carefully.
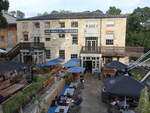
[80,74,84,88]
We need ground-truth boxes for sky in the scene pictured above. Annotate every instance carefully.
[9,0,150,17]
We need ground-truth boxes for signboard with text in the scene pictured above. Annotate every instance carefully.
[45,29,78,34]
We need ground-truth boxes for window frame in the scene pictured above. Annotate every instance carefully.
[59,50,65,59]
[33,22,40,29]
[71,21,78,27]
[23,34,28,41]
[45,22,50,28]
[59,22,65,28]
[106,39,114,45]
[22,22,28,29]
[45,34,51,41]
[72,34,78,44]
[45,50,51,59]
[59,34,65,38]
[71,54,78,59]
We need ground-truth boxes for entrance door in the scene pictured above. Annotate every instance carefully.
[84,61,92,72]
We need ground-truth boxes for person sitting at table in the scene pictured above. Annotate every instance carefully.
[110,98,120,109]
[73,95,83,105]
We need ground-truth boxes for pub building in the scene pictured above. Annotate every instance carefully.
[15,12,143,71]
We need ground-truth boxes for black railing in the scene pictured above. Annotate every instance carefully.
[81,46,101,53]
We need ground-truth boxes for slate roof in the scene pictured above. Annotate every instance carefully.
[18,12,126,21]
[3,12,16,24]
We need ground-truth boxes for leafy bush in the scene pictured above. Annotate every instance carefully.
[135,87,150,113]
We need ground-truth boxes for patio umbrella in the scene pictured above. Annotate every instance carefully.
[105,61,127,71]
[70,58,80,62]
[50,58,64,63]
[104,75,144,97]
[37,58,63,66]
[63,61,78,67]
[67,66,85,73]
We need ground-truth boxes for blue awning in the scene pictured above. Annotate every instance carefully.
[37,58,63,66]
[50,58,64,63]
[70,58,80,62]
[63,61,78,67]
[67,66,85,73]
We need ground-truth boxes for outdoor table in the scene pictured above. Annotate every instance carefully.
[118,101,129,109]
[120,109,135,113]
[69,82,77,88]
[55,106,69,113]
[64,88,75,96]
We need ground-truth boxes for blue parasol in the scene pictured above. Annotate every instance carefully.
[67,66,85,73]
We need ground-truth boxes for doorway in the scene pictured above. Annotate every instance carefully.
[84,61,92,72]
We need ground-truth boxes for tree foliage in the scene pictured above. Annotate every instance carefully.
[37,11,49,16]
[126,7,150,52]
[135,87,150,113]
[51,10,71,14]
[10,10,25,18]
[0,0,9,12]
[0,0,9,28]
[106,6,121,15]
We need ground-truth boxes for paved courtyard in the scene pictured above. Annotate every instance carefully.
[79,73,108,113]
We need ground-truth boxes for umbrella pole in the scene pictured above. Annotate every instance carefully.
[124,96,127,110]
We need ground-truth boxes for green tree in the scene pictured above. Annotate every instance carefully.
[93,9,103,14]
[106,6,121,15]
[51,10,71,14]
[16,10,25,19]
[0,0,9,28]
[37,11,49,16]
[126,7,150,52]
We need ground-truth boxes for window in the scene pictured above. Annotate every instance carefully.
[45,22,50,28]
[71,21,78,27]
[59,34,65,38]
[33,22,40,28]
[107,21,115,26]
[106,33,114,39]
[72,34,78,44]
[106,39,113,45]
[59,50,65,59]
[23,34,28,41]
[0,36,4,41]
[45,50,51,59]
[59,22,65,28]
[71,54,78,58]
[45,35,51,41]
[22,22,28,29]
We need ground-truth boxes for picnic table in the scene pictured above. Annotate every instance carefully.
[55,106,69,113]
[69,82,77,88]
[64,88,75,96]
[0,83,24,97]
